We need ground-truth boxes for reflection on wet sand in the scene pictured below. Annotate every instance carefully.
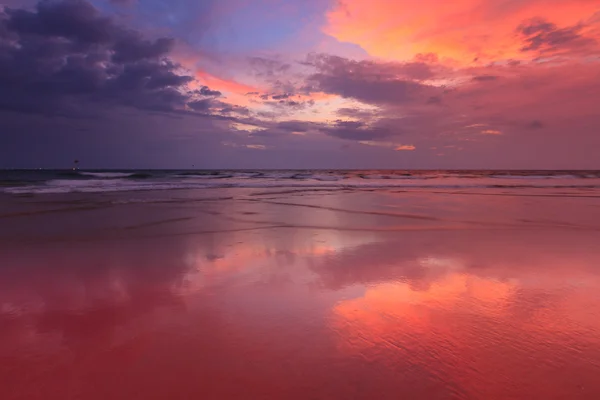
[1,188,600,399]
[324,231,600,399]
[332,269,600,398]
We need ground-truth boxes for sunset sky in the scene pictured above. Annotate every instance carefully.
[1,0,599,168]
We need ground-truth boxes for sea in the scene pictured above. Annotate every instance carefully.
[2,169,600,194]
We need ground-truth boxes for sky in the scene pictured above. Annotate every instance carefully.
[0,0,599,169]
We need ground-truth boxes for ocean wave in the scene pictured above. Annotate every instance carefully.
[2,169,600,195]
[79,172,136,178]
[176,174,235,180]
[5,179,600,194]
[490,174,582,180]
[127,172,154,179]
[357,174,433,180]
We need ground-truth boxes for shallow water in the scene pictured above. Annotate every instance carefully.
[1,187,600,399]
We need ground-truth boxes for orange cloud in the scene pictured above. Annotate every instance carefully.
[481,130,502,135]
[325,0,600,63]
[194,71,259,96]
[357,141,416,151]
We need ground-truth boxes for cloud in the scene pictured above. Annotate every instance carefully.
[325,0,600,63]
[528,120,544,129]
[472,75,499,82]
[187,99,213,111]
[356,141,415,151]
[426,96,442,105]
[113,36,176,63]
[294,48,600,166]
[5,0,115,43]
[0,0,223,116]
[219,104,250,115]
[1,0,600,169]
[321,119,397,141]
[517,18,596,54]
[304,53,438,105]
[196,86,222,97]
[248,56,291,77]
[259,96,316,114]
[305,53,436,80]
[270,117,399,144]
[336,107,379,119]
[271,93,291,100]
[276,120,315,132]
[245,144,267,150]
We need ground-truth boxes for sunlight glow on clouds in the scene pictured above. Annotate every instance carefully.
[0,0,599,168]
[325,0,600,63]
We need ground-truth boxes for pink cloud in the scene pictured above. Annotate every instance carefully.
[395,145,416,151]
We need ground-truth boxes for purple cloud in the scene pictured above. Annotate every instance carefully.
[0,0,224,116]
[304,53,439,105]
[517,18,597,53]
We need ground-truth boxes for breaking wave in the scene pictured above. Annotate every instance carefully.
[2,169,600,194]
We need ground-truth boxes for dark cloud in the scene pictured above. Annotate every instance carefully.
[194,86,222,97]
[517,18,596,53]
[219,104,250,116]
[304,53,437,105]
[246,57,302,102]
[527,120,544,129]
[276,120,315,132]
[426,96,442,105]
[0,0,220,116]
[518,19,556,37]
[112,35,175,63]
[333,120,363,129]
[321,119,395,141]
[472,75,499,82]
[185,98,250,118]
[261,97,315,113]
[5,0,114,43]
[273,118,396,142]
[336,107,378,119]
[396,61,437,80]
[187,98,213,111]
[304,53,436,81]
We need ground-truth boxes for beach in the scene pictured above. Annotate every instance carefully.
[2,172,600,399]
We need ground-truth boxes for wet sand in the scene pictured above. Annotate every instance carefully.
[2,187,600,399]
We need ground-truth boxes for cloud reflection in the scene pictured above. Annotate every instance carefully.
[326,231,600,398]
[2,192,600,398]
